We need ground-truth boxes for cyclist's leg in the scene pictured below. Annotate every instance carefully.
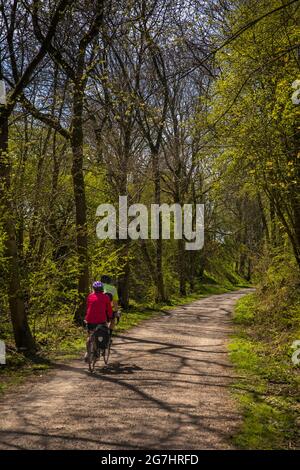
[85,323,98,361]
[109,315,116,336]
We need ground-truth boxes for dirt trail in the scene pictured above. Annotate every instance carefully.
[0,289,250,450]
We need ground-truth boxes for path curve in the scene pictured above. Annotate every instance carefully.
[0,289,250,450]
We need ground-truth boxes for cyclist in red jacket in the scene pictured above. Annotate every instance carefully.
[85,281,113,331]
[85,281,113,329]
[84,281,113,361]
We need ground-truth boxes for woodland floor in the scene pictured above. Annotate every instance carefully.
[0,290,250,450]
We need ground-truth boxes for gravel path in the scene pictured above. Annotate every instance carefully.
[0,289,249,450]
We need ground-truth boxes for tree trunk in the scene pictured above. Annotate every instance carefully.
[178,238,186,296]
[291,198,300,270]
[152,149,166,302]
[239,252,246,277]
[71,85,89,323]
[198,252,205,281]
[188,251,195,291]
[0,110,35,352]
[246,258,251,281]
[118,246,130,309]
[269,200,277,247]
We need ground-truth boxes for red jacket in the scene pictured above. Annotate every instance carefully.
[85,292,113,324]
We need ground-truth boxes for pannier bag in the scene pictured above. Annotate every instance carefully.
[95,326,110,349]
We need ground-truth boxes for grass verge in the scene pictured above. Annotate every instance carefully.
[229,293,300,449]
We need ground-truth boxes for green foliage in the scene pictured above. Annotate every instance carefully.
[27,256,80,324]
[202,0,300,272]
[22,256,84,355]
[254,247,300,335]
[90,241,127,281]
[233,293,256,325]
[229,262,300,449]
